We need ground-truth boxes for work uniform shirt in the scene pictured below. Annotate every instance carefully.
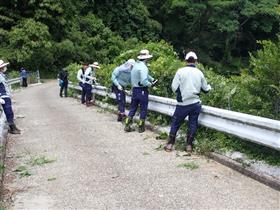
[0,72,11,98]
[20,69,28,78]
[77,68,85,84]
[59,70,68,83]
[172,64,210,106]
[111,64,131,88]
[130,61,154,88]
[84,67,96,85]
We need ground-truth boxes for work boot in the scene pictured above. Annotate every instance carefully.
[138,119,145,133]
[185,134,194,154]
[9,124,21,134]
[117,113,123,122]
[124,117,133,132]
[164,134,176,152]
[86,101,93,107]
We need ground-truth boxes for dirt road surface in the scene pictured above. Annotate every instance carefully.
[2,81,280,209]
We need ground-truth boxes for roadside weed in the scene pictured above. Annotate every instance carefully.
[14,166,32,178]
[177,162,199,170]
[30,155,56,166]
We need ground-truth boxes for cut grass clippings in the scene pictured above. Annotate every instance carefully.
[30,155,56,166]
[156,132,168,140]
[14,166,32,178]
[0,163,5,174]
[47,177,56,181]
[154,144,164,151]
[177,162,199,170]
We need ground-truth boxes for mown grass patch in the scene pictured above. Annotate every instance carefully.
[14,166,32,178]
[177,162,199,170]
[30,155,56,166]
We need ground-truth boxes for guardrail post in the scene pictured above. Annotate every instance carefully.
[37,69,41,84]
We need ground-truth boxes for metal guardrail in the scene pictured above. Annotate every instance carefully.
[69,84,280,151]
[7,70,41,87]
[7,78,21,85]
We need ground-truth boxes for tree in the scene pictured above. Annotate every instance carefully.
[7,19,53,71]
[249,37,280,116]
[91,0,162,42]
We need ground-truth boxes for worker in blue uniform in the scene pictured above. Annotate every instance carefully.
[111,59,135,122]
[124,49,157,133]
[0,60,21,134]
[20,67,28,87]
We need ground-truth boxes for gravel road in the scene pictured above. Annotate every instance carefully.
[2,81,280,210]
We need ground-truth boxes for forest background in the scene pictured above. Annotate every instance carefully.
[1,0,280,163]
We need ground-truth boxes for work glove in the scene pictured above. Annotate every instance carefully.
[124,90,131,95]
[117,85,123,91]
[0,98,5,104]
[151,79,158,87]
[207,84,212,91]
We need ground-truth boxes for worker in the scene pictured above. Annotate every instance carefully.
[124,49,157,133]
[164,51,211,154]
[111,59,135,121]
[77,63,88,104]
[84,62,100,106]
[0,60,21,134]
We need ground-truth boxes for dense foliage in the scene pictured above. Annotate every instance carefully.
[1,0,280,75]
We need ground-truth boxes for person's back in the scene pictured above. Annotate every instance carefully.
[131,61,151,87]
[112,63,132,88]
[164,51,211,154]
[172,65,208,105]
[20,69,28,78]
[111,59,135,122]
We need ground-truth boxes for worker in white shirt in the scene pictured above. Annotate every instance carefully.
[84,62,100,106]
[77,63,88,104]
[164,51,211,154]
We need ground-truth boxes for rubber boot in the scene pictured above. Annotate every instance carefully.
[124,117,133,132]
[164,134,176,152]
[86,101,93,107]
[117,113,123,122]
[9,124,21,134]
[186,134,194,154]
[138,119,145,133]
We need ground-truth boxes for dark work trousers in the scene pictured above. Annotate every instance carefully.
[1,97,14,125]
[112,84,126,113]
[169,102,202,143]
[79,82,86,104]
[60,82,68,97]
[22,78,28,87]
[84,83,92,102]
[128,87,149,120]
